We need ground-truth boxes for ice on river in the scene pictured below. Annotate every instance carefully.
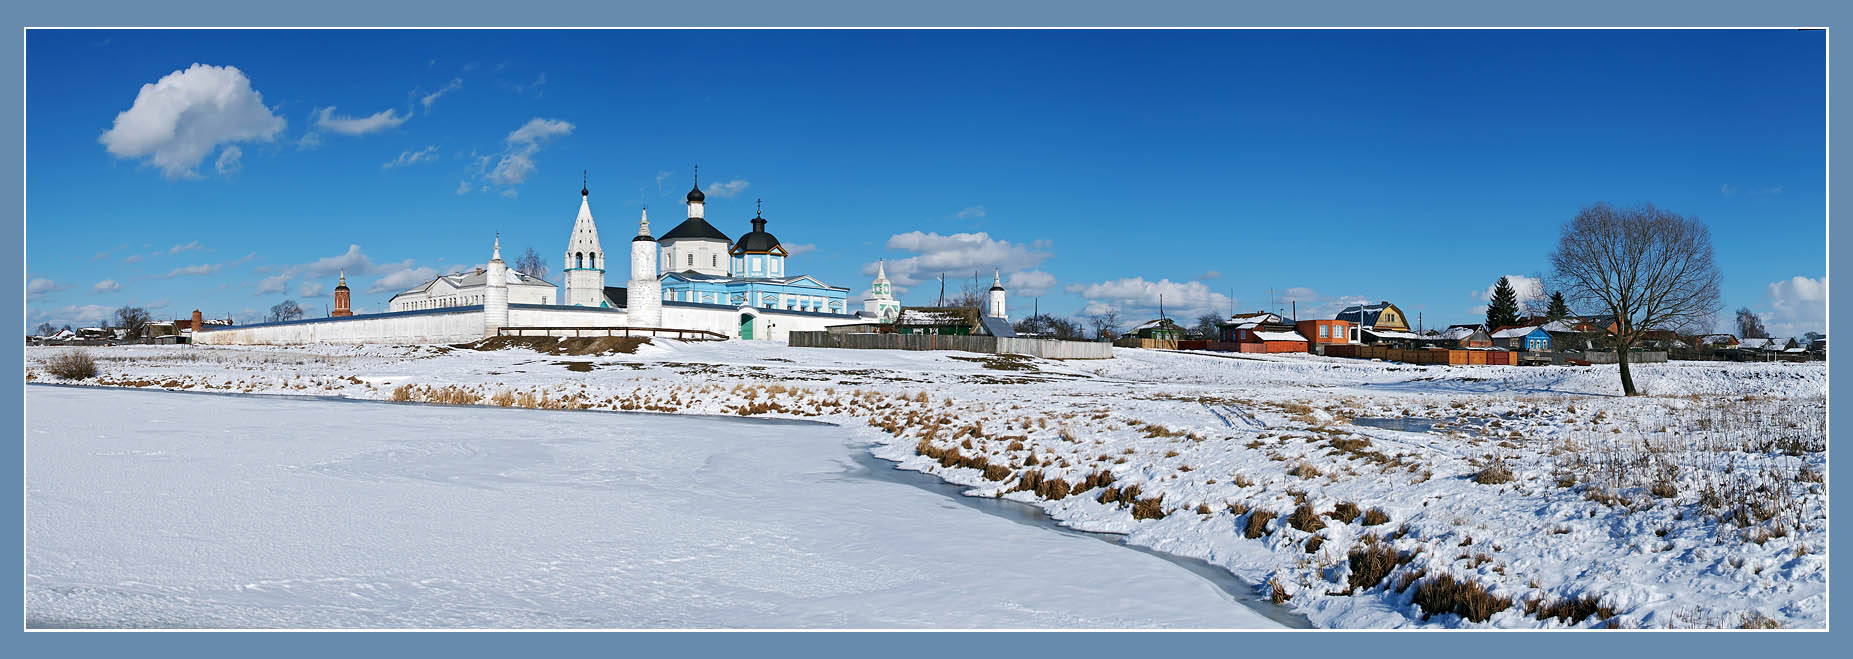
[25,385,1279,629]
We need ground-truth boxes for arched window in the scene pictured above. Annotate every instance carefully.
[589,253,596,269]
[576,253,584,269]
[687,253,694,268]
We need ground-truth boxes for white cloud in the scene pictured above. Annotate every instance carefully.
[783,243,817,257]
[30,303,119,329]
[367,263,439,294]
[484,117,574,187]
[705,179,750,199]
[506,117,572,143]
[157,263,221,278]
[297,132,324,150]
[1006,270,1057,297]
[27,278,66,300]
[98,63,285,179]
[215,145,243,175]
[867,231,1054,290]
[420,78,462,110]
[255,272,289,295]
[955,205,986,219]
[456,180,472,195]
[1064,277,1233,320]
[1762,275,1826,337]
[303,244,375,279]
[1197,269,1222,281]
[298,281,326,298]
[91,279,121,294]
[383,145,440,169]
[313,106,409,136]
[168,240,202,255]
[122,253,143,264]
[655,170,674,192]
[1472,274,1547,313]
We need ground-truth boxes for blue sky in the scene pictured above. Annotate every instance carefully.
[25,29,1826,335]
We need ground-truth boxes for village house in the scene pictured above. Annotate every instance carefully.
[1336,301,1420,347]
[1295,318,1351,354]
[1491,325,1552,352]
[893,307,1015,338]
[1215,312,1307,353]
[1434,324,1493,348]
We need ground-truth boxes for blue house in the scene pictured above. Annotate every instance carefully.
[1491,325,1552,352]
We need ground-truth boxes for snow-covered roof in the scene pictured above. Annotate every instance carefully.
[1737,338,1775,350]
[1438,326,1479,341]
[1363,329,1422,340]
[1491,325,1542,339]
[1540,320,1581,333]
[1252,330,1306,342]
[1132,318,1179,331]
[896,308,977,326]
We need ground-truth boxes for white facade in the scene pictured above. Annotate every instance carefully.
[987,269,1008,321]
[562,186,607,307]
[387,266,553,312]
[484,237,510,337]
[628,207,663,329]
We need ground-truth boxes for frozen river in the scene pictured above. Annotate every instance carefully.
[26,386,1284,629]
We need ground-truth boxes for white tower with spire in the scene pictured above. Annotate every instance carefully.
[987,269,1008,321]
[484,235,509,337]
[864,259,901,322]
[628,206,663,328]
[562,174,607,307]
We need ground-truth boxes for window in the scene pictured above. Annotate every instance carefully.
[711,254,717,268]
[1319,325,1329,339]
[576,253,584,268]
[589,254,596,269]
[687,253,694,268]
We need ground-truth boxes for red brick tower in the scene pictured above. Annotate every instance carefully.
[332,271,353,317]
[191,309,203,333]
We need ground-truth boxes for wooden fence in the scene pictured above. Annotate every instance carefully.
[789,332,1113,359]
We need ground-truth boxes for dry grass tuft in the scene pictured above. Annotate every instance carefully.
[1529,594,1616,625]
[1131,495,1167,520]
[1329,502,1362,524]
[1473,461,1516,485]
[1411,573,1512,623]
[1288,503,1327,533]
[1362,508,1391,526]
[1346,541,1401,592]
[1244,509,1277,539]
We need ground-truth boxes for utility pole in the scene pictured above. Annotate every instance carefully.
[936,273,945,307]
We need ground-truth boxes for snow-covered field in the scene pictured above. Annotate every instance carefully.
[26,385,1281,629]
[24,340,1828,629]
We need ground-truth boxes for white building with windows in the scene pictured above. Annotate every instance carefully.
[385,260,556,311]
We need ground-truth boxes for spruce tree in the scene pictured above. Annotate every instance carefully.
[1486,276,1520,329]
[1546,291,1570,321]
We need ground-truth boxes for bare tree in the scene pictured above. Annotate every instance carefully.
[34,322,54,337]
[1191,313,1223,340]
[1549,202,1722,396]
[946,270,985,309]
[1735,307,1768,339]
[515,247,549,282]
[114,306,152,337]
[268,299,304,323]
[1088,310,1121,340]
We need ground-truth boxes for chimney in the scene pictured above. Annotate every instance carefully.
[191,309,203,333]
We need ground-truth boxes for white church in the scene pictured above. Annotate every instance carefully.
[197,173,964,346]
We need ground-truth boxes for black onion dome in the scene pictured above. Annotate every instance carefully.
[686,185,705,203]
[732,216,782,253]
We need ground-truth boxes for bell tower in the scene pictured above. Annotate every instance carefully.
[562,172,607,307]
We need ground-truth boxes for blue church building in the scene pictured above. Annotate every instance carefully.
[656,186,850,315]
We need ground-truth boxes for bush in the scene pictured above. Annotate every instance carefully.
[1531,594,1615,625]
[44,350,97,380]
[1244,510,1277,539]
[1411,573,1512,623]
[1329,501,1362,524]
